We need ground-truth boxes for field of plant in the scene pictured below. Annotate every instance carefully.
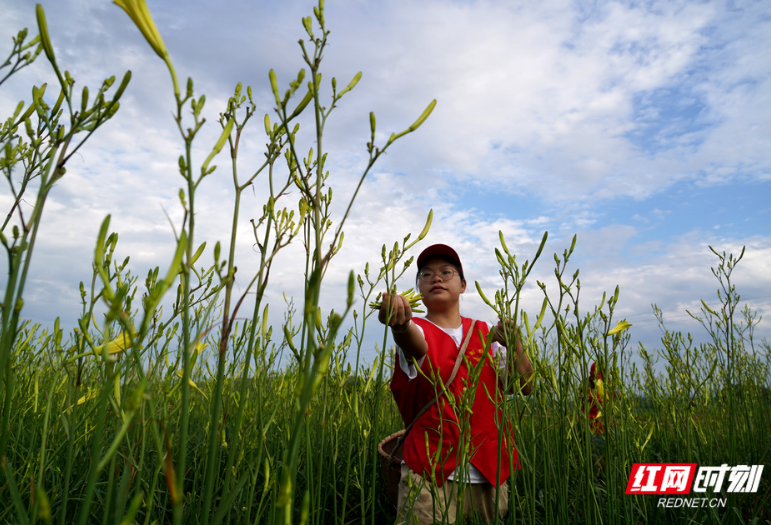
[1,2,769,524]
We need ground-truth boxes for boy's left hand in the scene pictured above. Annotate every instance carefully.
[493,317,518,346]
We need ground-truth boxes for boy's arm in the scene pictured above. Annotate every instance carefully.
[493,318,534,395]
[379,293,428,360]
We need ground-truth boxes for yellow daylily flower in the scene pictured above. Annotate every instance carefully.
[77,389,97,406]
[95,331,137,355]
[113,0,168,59]
[175,370,207,399]
[607,319,632,336]
[595,378,605,398]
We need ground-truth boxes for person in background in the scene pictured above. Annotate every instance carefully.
[581,361,608,469]
[584,361,605,435]
[379,244,534,525]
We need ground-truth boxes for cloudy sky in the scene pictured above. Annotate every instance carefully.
[2,0,770,367]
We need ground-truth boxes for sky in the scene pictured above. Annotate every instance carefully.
[1,0,770,369]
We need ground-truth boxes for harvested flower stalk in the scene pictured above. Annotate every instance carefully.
[369,288,424,313]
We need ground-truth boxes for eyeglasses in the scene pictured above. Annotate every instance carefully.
[418,267,459,283]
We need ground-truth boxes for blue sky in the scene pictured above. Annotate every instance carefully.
[1,0,770,366]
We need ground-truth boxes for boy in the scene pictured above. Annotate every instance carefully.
[379,244,534,524]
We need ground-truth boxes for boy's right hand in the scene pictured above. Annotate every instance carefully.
[378,293,412,331]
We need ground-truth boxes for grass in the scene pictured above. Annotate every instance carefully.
[1,257,769,525]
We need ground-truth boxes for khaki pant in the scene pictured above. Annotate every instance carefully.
[395,465,509,524]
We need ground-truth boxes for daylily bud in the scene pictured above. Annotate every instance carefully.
[32,83,47,104]
[81,86,89,114]
[302,16,313,37]
[701,300,718,316]
[104,100,120,119]
[495,248,506,267]
[534,230,548,261]
[35,5,56,63]
[288,89,313,120]
[347,271,355,307]
[12,101,24,121]
[201,118,234,172]
[51,89,66,115]
[18,99,36,125]
[338,71,362,97]
[533,297,548,331]
[191,242,206,265]
[269,69,280,106]
[475,281,494,308]
[418,210,433,240]
[213,241,221,264]
[408,99,436,132]
[499,230,510,255]
[109,70,131,103]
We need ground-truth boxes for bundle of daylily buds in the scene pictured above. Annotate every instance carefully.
[369,288,424,314]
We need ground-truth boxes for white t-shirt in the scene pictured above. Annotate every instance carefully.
[396,318,508,484]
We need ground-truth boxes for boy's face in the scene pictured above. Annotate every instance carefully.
[417,256,466,308]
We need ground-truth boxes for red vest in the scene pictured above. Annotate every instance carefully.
[390,317,519,487]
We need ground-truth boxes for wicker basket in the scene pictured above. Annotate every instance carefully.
[377,429,406,508]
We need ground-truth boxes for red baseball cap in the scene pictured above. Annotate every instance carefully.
[417,244,464,279]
